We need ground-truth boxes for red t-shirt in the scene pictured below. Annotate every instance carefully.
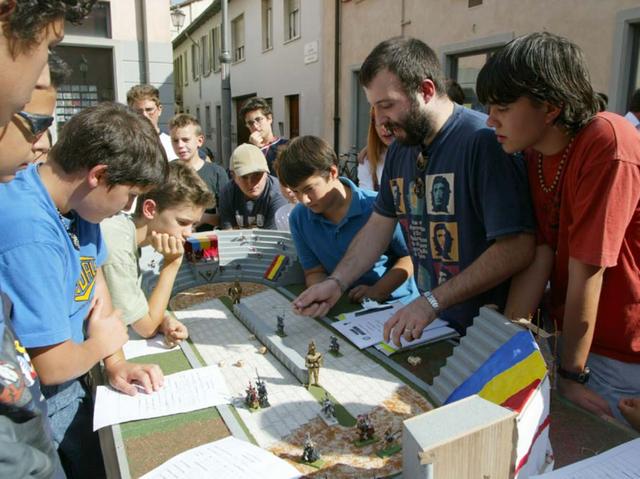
[526,112,640,363]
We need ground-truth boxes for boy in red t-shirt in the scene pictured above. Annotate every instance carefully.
[476,32,640,425]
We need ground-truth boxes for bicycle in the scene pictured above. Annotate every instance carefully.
[338,145,360,184]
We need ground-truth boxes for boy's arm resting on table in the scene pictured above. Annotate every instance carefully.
[557,257,611,417]
[293,212,397,318]
[94,267,164,395]
[504,243,554,320]
[348,255,412,303]
[303,264,329,288]
[384,232,535,346]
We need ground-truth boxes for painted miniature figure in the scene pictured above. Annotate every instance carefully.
[276,314,285,337]
[383,427,398,447]
[356,414,375,442]
[301,433,320,463]
[329,335,340,355]
[321,393,335,418]
[244,382,259,409]
[256,377,270,408]
[228,280,242,304]
[305,340,323,387]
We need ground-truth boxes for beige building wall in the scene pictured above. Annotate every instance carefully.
[324,0,640,154]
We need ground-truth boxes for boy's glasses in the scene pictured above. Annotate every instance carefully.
[245,116,266,127]
[14,111,54,141]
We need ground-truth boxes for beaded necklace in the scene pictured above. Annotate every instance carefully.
[536,137,574,194]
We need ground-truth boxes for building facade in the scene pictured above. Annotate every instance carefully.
[56,0,174,133]
[322,0,640,155]
[172,0,324,165]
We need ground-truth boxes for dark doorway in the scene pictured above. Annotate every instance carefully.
[286,94,299,138]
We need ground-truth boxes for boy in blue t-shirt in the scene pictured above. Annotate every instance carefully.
[0,103,169,477]
[277,135,417,304]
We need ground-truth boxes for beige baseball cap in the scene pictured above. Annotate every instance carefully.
[231,143,269,177]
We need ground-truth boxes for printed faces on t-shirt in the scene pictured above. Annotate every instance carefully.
[391,169,461,293]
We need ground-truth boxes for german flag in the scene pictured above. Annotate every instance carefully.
[264,254,289,281]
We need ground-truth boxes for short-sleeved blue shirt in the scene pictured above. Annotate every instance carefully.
[290,177,418,302]
[0,164,106,348]
[374,105,534,330]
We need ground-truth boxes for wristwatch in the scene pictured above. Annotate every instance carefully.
[422,290,440,314]
[557,365,590,384]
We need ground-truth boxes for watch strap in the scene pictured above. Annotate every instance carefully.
[422,290,440,314]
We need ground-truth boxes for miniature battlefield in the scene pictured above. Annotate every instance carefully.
[137,230,552,478]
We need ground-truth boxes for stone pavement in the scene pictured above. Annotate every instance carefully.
[174,289,407,448]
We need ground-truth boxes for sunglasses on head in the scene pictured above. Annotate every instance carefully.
[15,111,54,140]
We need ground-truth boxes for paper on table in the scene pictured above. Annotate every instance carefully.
[93,365,230,431]
[530,438,640,478]
[140,436,301,479]
[333,303,457,350]
[122,333,180,359]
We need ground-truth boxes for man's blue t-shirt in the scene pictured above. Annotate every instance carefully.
[290,177,418,302]
[0,164,106,348]
[375,105,534,330]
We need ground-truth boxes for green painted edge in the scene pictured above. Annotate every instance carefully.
[376,444,402,458]
[306,384,356,427]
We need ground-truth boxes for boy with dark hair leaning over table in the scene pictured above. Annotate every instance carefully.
[277,135,417,304]
[101,161,214,345]
[477,32,640,426]
[0,102,168,477]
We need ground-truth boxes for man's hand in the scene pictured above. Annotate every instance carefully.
[160,315,188,348]
[383,297,435,347]
[151,231,185,264]
[557,376,613,418]
[105,358,164,396]
[248,131,265,148]
[348,285,386,304]
[86,298,128,359]
[619,397,640,432]
[292,279,342,318]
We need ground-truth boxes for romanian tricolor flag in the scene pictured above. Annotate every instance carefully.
[264,254,289,281]
[444,330,551,478]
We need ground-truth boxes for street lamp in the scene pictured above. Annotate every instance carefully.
[170,8,186,31]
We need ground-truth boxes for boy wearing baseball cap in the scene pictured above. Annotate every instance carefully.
[218,143,287,229]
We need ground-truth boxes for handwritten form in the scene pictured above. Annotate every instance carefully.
[531,438,640,478]
[140,436,301,479]
[93,365,230,430]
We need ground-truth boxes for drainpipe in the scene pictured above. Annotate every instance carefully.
[220,0,232,168]
[141,0,150,83]
[333,0,341,154]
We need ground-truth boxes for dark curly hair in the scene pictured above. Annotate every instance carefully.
[4,1,96,50]
[476,32,599,135]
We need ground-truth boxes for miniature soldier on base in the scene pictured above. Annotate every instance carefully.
[329,335,341,355]
[321,392,335,419]
[305,340,323,388]
[301,433,320,463]
[228,280,242,304]
[245,382,259,409]
[256,377,270,408]
[276,314,285,337]
[356,414,375,442]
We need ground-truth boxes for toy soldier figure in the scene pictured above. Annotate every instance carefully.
[321,393,335,418]
[245,382,259,409]
[305,340,323,388]
[329,335,340,355]
[301,433,320,463]
[256,377,270,408]
[276,314,285,336]
[228,280,242,304]
[356,414,375,441]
